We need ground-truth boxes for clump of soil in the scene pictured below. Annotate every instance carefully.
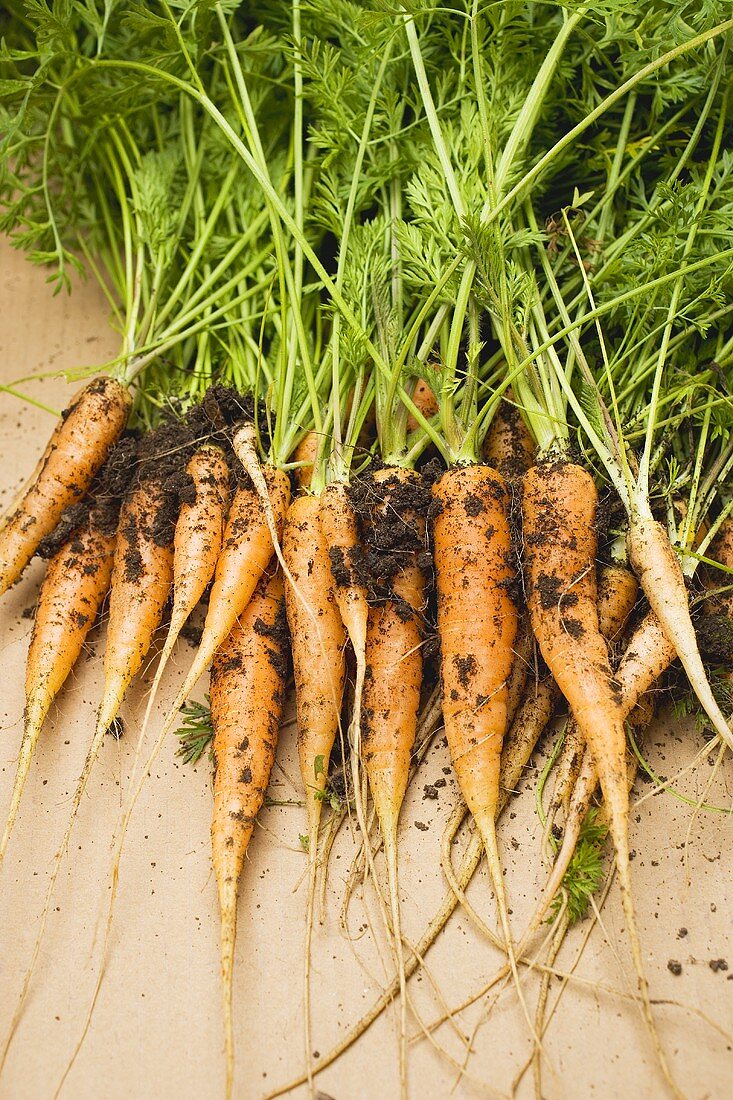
[696,612,733,663]
[37,435,138,559]
[350,466,433,605]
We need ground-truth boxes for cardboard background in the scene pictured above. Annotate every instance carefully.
[1,237,731,1099]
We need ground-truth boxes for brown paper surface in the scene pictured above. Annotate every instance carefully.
[1,238,731,1099]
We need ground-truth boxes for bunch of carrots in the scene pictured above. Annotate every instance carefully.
[1,1,732,1097]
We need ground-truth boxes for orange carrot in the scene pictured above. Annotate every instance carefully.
[283,494,347,840]
[483,392,536,482]
[137,444,230,745]
[292,431,321,489]
[546,563,639,829]
[406,378,439,433]
[319,481,369,667]
[0,376,130,596]
[522,461,678,1093]
[318,480,370,828]
[0,471,175,1072]
[282,493,347,1092]
[432,462,527,1020]
[361,466,428,1094]
[0,516,116,866]
[535,608,676,932]
[211,569,288,1100]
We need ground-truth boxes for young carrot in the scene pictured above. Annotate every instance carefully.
[292,431,321,489]
[522,460,678,1094]
[432,463,525,1014]
[211,568,288,1100]
[319,481,369,679]
[282,493,347,1094]
[0,434,136,865]
[627,508,733,751]
[0,518,116,866]
[283,494,347,847]
[0,468,176,1071]
[0,376,131,596]
[318,480,370,836]
[137,444,230,748]
[483,392,536,483]
[360,466,428,1095]
[152,463,290,741]
[405,377,439,433]
[545,564,639,835]
[544,606,678,905]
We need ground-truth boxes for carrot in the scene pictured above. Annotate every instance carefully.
[319,480,369,672]
[544,608,678,907]
[0,517,115,866]
[211,568,288,1100]
[361,466,428,1094]
[627,509,733,750]
[432,462,528,1022]
[0,376,130,596]
[282,493,347,1093]
[406,377,439,433]
[482,392,536,482]
[0,470,175,1072]
[292,431,321,489]
[136,444,230,749]
[284,494,347,836]
[46,449,290,1096]
[522,461,679,1094]
[545,564,638,836]
[153,464,290,741]
[318,479,370,850]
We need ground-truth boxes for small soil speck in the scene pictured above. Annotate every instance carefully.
[667,960,682,976]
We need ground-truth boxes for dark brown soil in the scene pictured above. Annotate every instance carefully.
[696,612,733,663]
[253,600,290,681]
[37,435,138,559]
[349,466,433,606]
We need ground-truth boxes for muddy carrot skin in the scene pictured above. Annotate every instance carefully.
[360,466,428,1096]
[283,494,347,838]
[483,394,536,482]
[433,465,518,840]
[523,460,678,1093]
[211,569,288,1100]
[0,515,116,865]
[0,376,131,596]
